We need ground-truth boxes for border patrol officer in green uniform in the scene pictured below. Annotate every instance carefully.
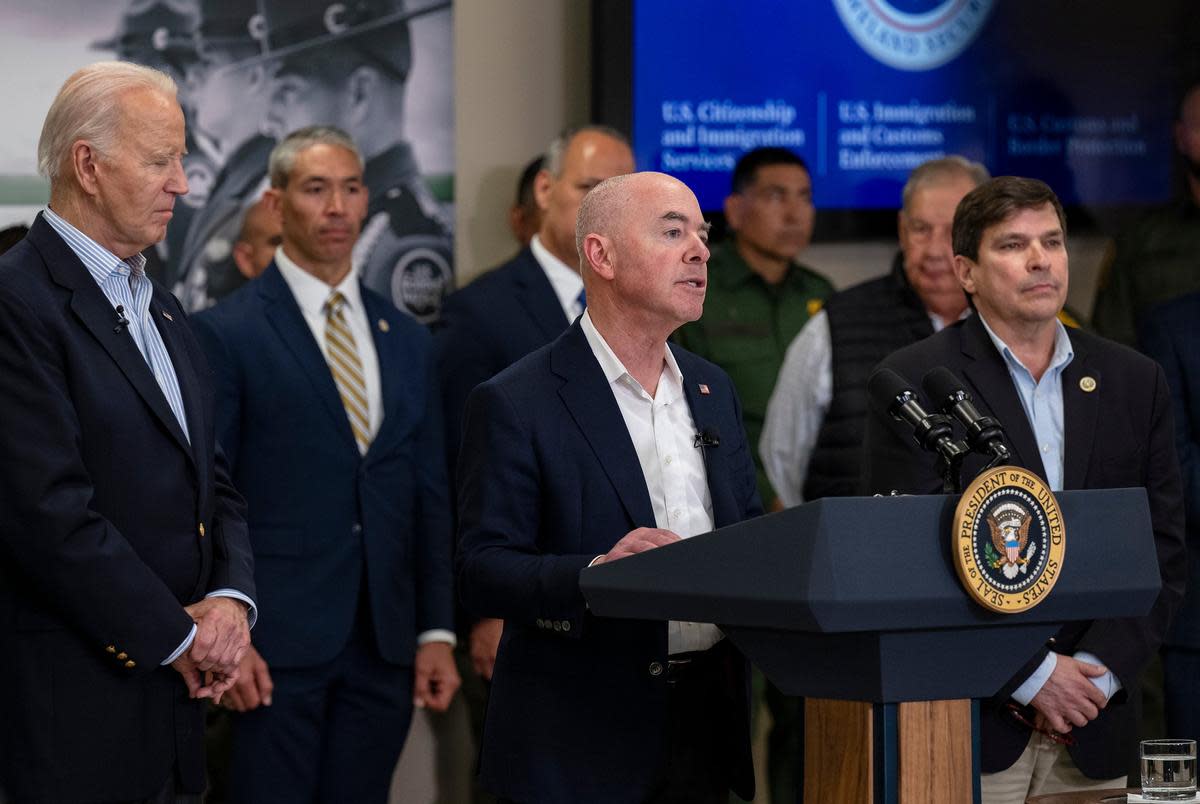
[674,147,833,510]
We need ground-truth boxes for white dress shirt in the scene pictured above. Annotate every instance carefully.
[275,247,384,448]
[580,311,722,654]
[530,234,585,321]
[275,247,455,648]
[760,307,968,507]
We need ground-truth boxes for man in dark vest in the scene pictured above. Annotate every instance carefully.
[760,156,989,506]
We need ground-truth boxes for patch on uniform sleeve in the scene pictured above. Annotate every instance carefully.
[392,246,452,323]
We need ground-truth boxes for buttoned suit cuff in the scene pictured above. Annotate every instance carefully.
[162,624,196,666]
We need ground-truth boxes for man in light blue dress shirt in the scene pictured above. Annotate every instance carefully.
[864,176,1186,803]
[0,62,256,803]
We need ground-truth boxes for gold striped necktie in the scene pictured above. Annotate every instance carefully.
[323,290,371,453]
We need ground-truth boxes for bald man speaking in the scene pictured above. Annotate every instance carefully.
[456,172,761,804]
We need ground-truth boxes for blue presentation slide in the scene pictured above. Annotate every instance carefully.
[633,1,1179,210]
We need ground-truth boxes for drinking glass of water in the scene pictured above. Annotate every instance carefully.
[1141,738,1197,801]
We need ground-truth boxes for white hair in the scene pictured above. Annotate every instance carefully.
[268,126,364,189]
[37,61,177,184]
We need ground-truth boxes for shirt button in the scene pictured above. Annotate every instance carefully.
[1041,445,1050,453]
[665,456,673,465]
[671,509,681,519]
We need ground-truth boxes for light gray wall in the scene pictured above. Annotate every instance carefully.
[453,0,591,287]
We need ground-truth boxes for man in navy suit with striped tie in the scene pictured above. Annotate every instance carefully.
[193,126,459,804]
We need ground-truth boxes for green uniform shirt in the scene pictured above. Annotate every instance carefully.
[1092,199,1200,346]
[674,241,834,506]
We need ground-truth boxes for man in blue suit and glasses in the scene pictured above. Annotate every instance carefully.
[193,126,458,804]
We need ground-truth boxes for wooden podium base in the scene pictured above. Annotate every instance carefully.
[804,698,975,804]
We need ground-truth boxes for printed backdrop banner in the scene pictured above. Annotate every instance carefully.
[0,0,454,321]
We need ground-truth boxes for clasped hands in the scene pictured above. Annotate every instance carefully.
[171,597,250,704]
[1029,654,1112,735]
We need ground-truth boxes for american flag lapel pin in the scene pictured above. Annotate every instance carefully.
[698,383,710,395]
[378,318,390,333]
[162,310,174,321]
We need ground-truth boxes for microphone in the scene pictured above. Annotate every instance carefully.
[868,367,969,465]
[113,304,130,335]
[922,367,1010,464]
[693,426,720,449]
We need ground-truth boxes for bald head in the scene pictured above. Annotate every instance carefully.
[576,171,710,341]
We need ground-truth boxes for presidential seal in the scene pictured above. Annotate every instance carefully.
[952,466,1065,613]
[833,0,994,72]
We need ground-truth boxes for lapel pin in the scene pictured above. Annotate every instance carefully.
[698,383,710,395]
[1079,376,1097,393]
[161,310,173,321]
[378,319,390,333]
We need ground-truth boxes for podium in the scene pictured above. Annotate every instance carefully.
[580,489,1161,804]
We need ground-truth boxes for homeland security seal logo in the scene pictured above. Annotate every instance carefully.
[833,0,994,72]
[953,466,1065,613]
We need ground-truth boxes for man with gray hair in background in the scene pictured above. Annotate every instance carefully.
[0,61,256,803]
[761,155,990,508]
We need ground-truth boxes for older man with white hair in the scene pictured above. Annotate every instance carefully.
[0,61,256,803]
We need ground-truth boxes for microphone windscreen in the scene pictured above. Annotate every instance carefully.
[868,367,915,409]
[922,366,966,407]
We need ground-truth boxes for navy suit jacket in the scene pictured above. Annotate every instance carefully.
[435,247,570,630]
[456,320,761,804]
[0,214,255,801]
[192,263,453,669]
[1140,292,1200,648]
[863,314,1186,778]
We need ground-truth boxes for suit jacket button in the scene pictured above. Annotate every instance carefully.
[649,661,664,677]
[561,621,571,632]
[552,621,562,632]
[536,618,545,628]
[124,660,136,669]
[105,645,116,654]
[351,524,363,535]
[116,652,128,660]
[1047,637,1057,645]
[198,522,206,538]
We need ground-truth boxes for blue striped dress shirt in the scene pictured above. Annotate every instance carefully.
[41,208,256,664]
[42,208,190,443]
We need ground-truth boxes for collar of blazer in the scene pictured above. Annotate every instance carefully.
[958,313,1097,489]
[549,320,742,530]
[256,261,406,459]
[32,213,200,464]
[513,246,576,338]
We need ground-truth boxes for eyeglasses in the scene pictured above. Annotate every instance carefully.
[1006,702,1077,746]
